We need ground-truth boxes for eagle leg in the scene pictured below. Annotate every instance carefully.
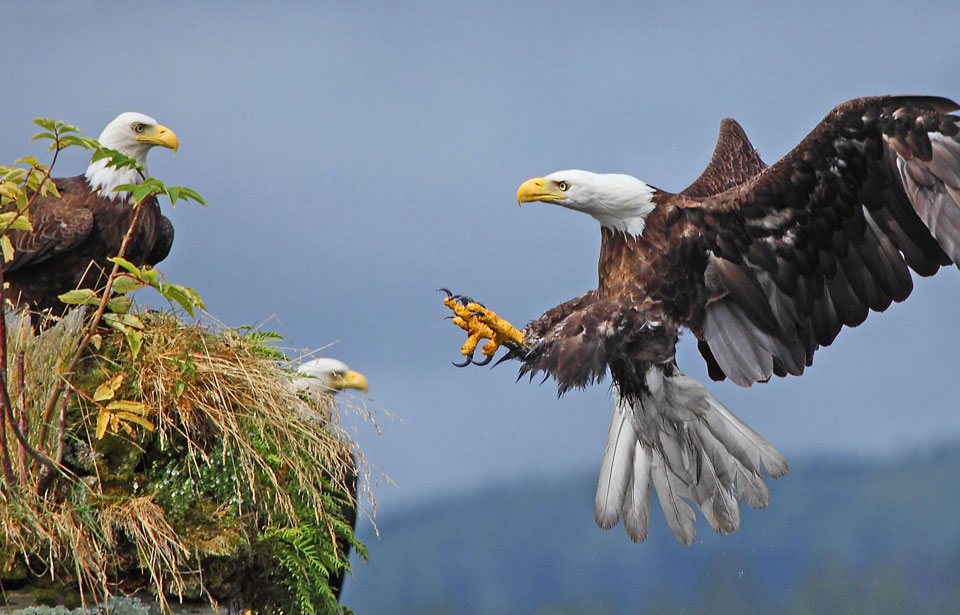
[441,290,527,366]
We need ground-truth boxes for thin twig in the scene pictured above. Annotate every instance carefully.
[37,199,146,448]
[0,265,16,489]
[17,351,27,484]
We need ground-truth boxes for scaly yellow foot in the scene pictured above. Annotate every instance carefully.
[439,289,526,366]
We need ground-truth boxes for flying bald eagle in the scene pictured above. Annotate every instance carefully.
[291,357,368,601]
[4,112,178,316]
[443,95,960,546]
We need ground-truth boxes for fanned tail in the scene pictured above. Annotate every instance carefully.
[594,367,787,545]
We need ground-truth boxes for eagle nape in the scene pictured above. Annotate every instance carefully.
[439,288,526,367]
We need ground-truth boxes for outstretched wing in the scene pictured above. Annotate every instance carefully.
[3,176,94,272]
[681,118,768,198]
[684,95,960,387]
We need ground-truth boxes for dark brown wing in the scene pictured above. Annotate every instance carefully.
[3,176,94,272]
[145,212,174,266]
[681,119,768,198]
[682,95,960,387]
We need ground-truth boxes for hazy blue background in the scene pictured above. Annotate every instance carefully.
[3,0,960,602]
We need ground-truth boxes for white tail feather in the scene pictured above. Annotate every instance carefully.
[594,396,637,530]
[651,448,697,546]
[621,442,652,542]
[593,368,787,545]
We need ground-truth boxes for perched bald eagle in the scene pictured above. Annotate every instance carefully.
[293,358,370,400]
[444,95,960,546]
[291,357,368,601]
[4,112,178,315]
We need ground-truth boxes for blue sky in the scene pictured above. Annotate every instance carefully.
[4,0,960,522]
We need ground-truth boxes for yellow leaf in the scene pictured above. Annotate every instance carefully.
[90,334,102,351]
[0,236,13,263]
[114,412,155,432]
[95,410,112,439]
[93,374,124,402]
[105,400,149,415]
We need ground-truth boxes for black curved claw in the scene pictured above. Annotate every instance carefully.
[472,353,493,366]
[458,295,475,306]
[437,287,453,297]
[452,354,473,367]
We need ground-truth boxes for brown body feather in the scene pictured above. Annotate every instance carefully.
[4,175,173,315]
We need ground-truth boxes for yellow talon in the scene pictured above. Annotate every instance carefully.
[443,292,525,358]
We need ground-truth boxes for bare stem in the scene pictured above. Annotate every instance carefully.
[16,351,27,484]
[0,266,16,489]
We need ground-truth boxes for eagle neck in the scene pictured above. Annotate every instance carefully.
[597,227,645,297]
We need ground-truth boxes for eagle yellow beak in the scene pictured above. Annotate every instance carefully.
[135,124,179,153]
[517,177,564,206]
[333,370,369,394]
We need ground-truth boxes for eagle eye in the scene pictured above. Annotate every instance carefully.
[557,181,569,191]
[133,123,145,133]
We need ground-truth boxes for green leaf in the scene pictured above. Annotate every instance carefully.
[161,283,206,317]
[107,256,141,276]
[175,186,207,206]
[58,288,100,305]
[106,295,132,313]
[162,284,197,317]
[32,118,56,131]
[139,267,159,286]
[133,183,155,204]
[13,156,38,167]
[110,276,146,295]
[1,168,26,183]
[114,313,144,329]
[102,314,128,333]
[124,329,144,359]
[58,135,99,150]
[40,178,60,198]
[29,131,56,142]
[0,211,33,231]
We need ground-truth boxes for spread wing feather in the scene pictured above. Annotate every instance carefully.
[685,96,960,386]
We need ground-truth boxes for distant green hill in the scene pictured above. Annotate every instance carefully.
[341,445,960,614]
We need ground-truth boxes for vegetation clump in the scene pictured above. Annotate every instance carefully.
[2,309,367,614]
[0,119,367,615]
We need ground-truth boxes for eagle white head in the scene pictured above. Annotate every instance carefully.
[84,112,179,200]
[293,358,369,399]
[517,170,657,237]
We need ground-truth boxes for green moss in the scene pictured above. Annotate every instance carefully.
[32,588,60,607]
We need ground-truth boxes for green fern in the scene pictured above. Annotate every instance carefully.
[259,479,366,615]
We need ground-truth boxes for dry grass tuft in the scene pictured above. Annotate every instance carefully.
[0,309,371,611]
